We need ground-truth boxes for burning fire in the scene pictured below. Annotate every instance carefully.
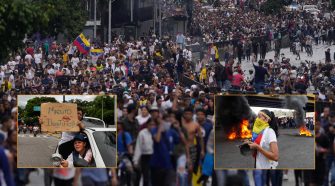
[299,126,312,136]
[228,119,252,140]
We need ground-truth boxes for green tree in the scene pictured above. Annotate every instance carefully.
[23,97,58,126]
[18,106,24,122]
[0,0,49,64]
[260,0,284,15]
[36,0,87,40]
[86,96,115,125]
[0,0,87,64]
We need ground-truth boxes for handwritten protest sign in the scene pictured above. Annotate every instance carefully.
[40,103,79,132]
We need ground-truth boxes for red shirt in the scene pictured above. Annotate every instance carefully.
[26,47,34,56]
[232,73,244,87]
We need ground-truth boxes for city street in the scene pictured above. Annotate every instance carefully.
[215,128,315,169]
[18,133,59,167]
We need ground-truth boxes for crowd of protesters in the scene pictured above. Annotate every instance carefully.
[0,0,335,186]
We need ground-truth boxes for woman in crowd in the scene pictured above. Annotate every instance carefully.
[248,109,279,169]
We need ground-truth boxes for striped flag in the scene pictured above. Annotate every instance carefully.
[90,48,104,64]
[73,33,90,54]
[90,49,104,57]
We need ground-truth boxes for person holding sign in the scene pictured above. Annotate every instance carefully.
[39,107,85,160]
[60,133,93,168]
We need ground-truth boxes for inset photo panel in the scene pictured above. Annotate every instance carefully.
[214,95,315,169]
[17,95,117,168]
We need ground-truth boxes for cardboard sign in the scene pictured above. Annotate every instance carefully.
[40,103,79,132]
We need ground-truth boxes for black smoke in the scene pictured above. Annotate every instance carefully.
[215,96,253,134]
[283,96,308,126]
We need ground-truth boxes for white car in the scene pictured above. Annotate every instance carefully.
[285,2,301,11]
[51,117,116,168]
[303,5,318,11]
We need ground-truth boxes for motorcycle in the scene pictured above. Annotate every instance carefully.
[23,126,27,134]
[33,127,39,137]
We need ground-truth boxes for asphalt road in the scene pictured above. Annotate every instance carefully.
[215,128,315,169]
[26,169,300,186]
[18,133,58,167]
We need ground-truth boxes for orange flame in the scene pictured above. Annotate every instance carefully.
[227,119,252,140]
[228,131,237,140]
[241,119,252,139]
[299,126,312,136]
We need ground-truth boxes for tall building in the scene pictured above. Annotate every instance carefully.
[83,0,190,42]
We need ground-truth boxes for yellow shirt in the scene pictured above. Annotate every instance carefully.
[96,65,103,71]
[200,68,207,81]
[63,53,69,64]
[1,82,12,91]
[215,46,219,59]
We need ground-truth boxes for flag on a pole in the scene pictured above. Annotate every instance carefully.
[73,33,90,54]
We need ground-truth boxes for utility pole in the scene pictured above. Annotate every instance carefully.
[153,0,156,35]
[94,0,97,40]
[159,0,162,37]
[131,0,134,23]
[108,0,112,45]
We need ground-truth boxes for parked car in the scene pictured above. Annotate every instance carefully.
[51,117,117,168]
[285,2,302,11]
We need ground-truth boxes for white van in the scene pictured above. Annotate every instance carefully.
[303,5,318,11]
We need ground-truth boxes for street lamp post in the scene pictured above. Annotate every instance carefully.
[102,96,104,122]
[94,0,97,40]
[159,0,162,37]
[153,0,156,35]
[108,0,112,45]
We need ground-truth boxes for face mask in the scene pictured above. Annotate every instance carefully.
[163,121,171,131]
[252,117,269,134]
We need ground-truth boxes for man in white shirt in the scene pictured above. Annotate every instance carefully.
[7,57,16,72]
[104,44,110,56]
[25,53,33,63]
[34,49,43,65]
[0,68,5,85]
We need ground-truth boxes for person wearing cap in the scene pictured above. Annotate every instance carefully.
[247,110,279,169]
[60,133,92,168]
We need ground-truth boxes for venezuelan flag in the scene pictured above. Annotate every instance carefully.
[73,33,90,54]
[90,49,104,57]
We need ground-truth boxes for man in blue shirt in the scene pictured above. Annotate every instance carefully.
[117,123,133,156]
[176,32,186,49]
[150,117,180,186]
[0,147,14,186]
[252,60,269,93]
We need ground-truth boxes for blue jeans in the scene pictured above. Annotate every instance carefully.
[238,170,250,186]
[324,154,334,186]
[253,170,266,186]
[254,82,265,93]
[223,80,231,90]
[217,80,223,89]
[270,170,283,186]
[222,170,250,186]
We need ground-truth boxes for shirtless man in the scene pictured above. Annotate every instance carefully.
[181,107,205,183]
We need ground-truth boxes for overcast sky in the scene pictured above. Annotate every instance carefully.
[17,95,99,107]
